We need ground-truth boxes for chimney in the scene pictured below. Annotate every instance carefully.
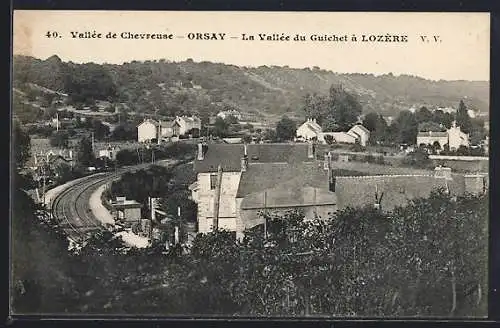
[241,144,248,172]
[308,142,314,159]
[197,143,204,160]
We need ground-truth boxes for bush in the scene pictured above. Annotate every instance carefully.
[401,149,432,169]
[350,143,365,152]
[365,154,376,163]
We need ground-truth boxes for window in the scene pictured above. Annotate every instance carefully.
[210,174,217,190]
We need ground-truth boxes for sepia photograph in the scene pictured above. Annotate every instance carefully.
[11,11,489,318]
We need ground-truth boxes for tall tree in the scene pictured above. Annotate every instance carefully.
[416,106,433,123]
[394,110,418,145]
[456,100,472,134]
[13,121,31,167]
[76,137,95,167]
[302,84,362,131]
[275,116,297,141]
[212,117,229,138]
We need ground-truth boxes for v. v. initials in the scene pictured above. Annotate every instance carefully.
[420,35,441,43]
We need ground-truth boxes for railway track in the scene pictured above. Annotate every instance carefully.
[50,161,174,245]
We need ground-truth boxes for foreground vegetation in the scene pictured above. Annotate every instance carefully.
[12,180,488,317]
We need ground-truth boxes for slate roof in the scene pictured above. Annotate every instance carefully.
[236,161,329,198]
[194,143,315,173]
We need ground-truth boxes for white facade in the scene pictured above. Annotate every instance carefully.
[416,122,470,151]
[347,125,370,147]
[217,110,242,120]
[195,171,242,234]
[320,132,357,144]
[137,120,158,142]
[416,133,448,149]
[174,116,202,135]
[296,118,322,140]
[447,125,469,150]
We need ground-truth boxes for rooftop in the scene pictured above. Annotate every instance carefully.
[236,161,328,198]
[194,143,315,173]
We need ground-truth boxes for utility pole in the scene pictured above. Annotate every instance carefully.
[91,131,95,152]
[175,205,181,245]
[264,191,268,239]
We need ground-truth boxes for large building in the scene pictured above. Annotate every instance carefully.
[191,143,336,238]
[190,142,487,239]
[416,121,469,150]
[296,118,371,146]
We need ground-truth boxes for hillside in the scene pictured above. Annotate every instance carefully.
[13,55,489,123]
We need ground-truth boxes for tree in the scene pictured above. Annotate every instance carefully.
[401,148,432,169]
[456,100,472,134]
[324,134,335,145]
[362,112,380,132]
[275,116,297,141]
[49,130,69,148]
[76,137,95,167]
[242,134,253,144]
[363,112,388,145]
[110,123,137,141]
[13,121,31,167]
[418,121,445,132]
[91,119,110,140]
[302,84,362,131]
[394,110,418,145]
[212,117,230,138]
[416,106,433,123]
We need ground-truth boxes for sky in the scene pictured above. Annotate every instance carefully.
[13,11,490,81]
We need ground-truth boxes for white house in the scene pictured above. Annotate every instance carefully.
[416,121,469,151]
[96,145,120,161]
[217,110,242,121]
[447,123,470,150]
[137,119,179,142]
[297,119,370,146]
[137,119,158,142]
[174,116,202,136]
[346,124,371,147]
[296,118,322,140]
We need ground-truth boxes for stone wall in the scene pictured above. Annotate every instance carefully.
[335,174,465,211]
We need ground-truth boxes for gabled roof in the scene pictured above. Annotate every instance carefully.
[348,124,370,135]
[194,143,315,173]
[236,161,328,198]
[299,121,322,134]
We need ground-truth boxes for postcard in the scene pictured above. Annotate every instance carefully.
[11,10,489,318]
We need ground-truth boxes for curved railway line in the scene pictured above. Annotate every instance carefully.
[50,161,173,245]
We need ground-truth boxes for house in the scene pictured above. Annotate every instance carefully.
[110,196,142,225]
[416,121,470,151]
[137,119,158,142]
[346,124,371,147]
[296,118,322,140]
[96,144,120,161]
[137,118,178,142]
[192,142,337,239]
[217,110,242,121]
[297,119,370,146]
[174,116,201,136]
